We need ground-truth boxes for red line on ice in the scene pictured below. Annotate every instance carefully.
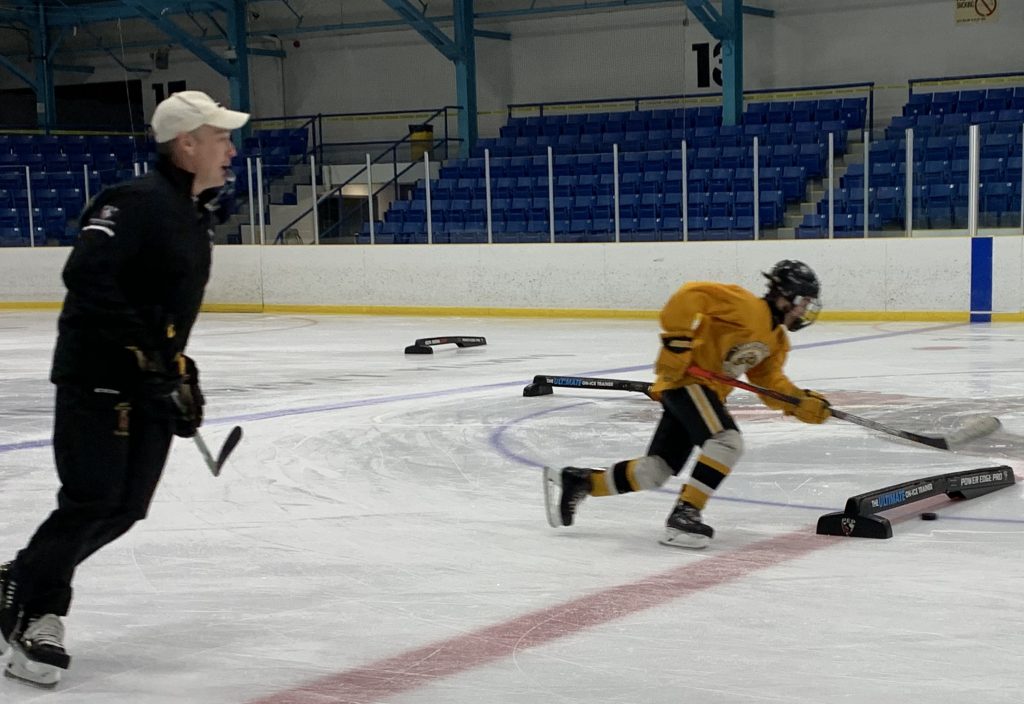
[246,529,832,704]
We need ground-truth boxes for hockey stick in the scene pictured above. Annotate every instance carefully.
[191,426,243,477]
[172,390,243,476]
[687,366,1000,451]
[524,374,654,397]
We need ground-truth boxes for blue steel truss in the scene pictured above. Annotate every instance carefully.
[0,1,772,137]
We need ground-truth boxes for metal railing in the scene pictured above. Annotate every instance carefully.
[509,82,876,133]
[271,105,459,243]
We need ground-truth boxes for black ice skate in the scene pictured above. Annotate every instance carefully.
[5,613,70,688]
[0,561,20,655]
[543,466,593,527]
[660,502,714,549]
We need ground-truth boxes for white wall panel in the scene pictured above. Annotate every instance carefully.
[992,237,1024,314]
[0,239,991,317]
[881,238,971,311]
[206,245,264,306]
[766,1,1024,120]
[0,248,68,303]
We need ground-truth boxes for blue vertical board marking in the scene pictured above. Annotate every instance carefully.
[970,237,993,323]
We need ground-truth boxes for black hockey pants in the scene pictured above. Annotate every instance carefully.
[13,385,174,616]
[647,385,739,473]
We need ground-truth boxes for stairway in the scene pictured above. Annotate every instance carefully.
[773,130,864,239]
[213,162,318,244]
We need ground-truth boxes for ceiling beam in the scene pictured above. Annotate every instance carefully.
[475,29,511,41]
[684,0,727,39]
[248,47,286,58]
[7,0,765,60]
[379,0,460,61]
[0,52,35,88]
[51,64,96,74]
[121,0,234,76]
[28,2,225,28]
[743,5,775,18]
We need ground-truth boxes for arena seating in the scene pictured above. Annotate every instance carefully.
[0,127,309,246]
[365,98,867,243]
[798,88,1024,238]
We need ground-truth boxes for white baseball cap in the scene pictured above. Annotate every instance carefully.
[151,90,250,143]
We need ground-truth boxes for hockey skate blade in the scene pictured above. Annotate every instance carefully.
[542,466,563,528]
[659,528,711,550]
[5,650,63,688]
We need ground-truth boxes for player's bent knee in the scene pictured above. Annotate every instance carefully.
[632,456,674,490]
[703,428,743,467]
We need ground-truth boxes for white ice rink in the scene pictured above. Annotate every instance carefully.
[1,310,1023,703]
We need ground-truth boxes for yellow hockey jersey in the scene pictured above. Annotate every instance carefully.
[651,281,802,409]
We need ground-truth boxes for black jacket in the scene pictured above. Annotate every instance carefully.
[51,156,217,390]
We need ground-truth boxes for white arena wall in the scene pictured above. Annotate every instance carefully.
[1,237,1021,322]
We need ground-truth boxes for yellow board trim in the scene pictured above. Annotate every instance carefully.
[0,302,62,310]
[201,303,267,314]
[991,312,1024,322]
[819,311,969,322]
[259,304,659,319]
[0,302,997,322]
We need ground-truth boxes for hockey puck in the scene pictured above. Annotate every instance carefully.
[920,512,938,521]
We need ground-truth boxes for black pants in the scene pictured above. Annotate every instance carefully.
[13,385,174,616]
[648,386,738,475]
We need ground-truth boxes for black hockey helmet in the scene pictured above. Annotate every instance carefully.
[763,259,821,330]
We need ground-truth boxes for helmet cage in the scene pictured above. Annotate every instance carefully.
[787,295,821,331]
[763,260,822,330]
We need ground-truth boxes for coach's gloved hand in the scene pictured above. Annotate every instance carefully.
[173,355,204,438]
[126,345,178,395]
[790,389,831,424]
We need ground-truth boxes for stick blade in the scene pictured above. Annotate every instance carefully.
[943,416,1001,449]
[213,426,243,476]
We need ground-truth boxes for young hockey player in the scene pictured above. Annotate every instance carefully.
[544,260,831,549]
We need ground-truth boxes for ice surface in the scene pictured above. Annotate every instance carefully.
[1,312,1022,703]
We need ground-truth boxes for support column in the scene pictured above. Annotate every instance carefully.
[34,3,56,131]
[685,0,745,126]
[453,0,478,158]
[226,0,251,116]
[720,0,743,126]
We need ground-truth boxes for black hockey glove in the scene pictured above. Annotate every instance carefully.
[173,355,205,438]
[127,346,178,396]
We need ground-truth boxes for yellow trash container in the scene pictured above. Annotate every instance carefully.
[409,123,434,161]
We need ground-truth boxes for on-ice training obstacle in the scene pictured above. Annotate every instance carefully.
[523,370,1000,450]
[816,466,1015,538]
[523,375,653,397]
[404,336,487,354]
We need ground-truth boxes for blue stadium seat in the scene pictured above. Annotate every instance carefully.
[796,214,827,238]
[732,215,755,239]
[0,225,29,246]
[686,192,708,217]
[985,88,1014,112]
